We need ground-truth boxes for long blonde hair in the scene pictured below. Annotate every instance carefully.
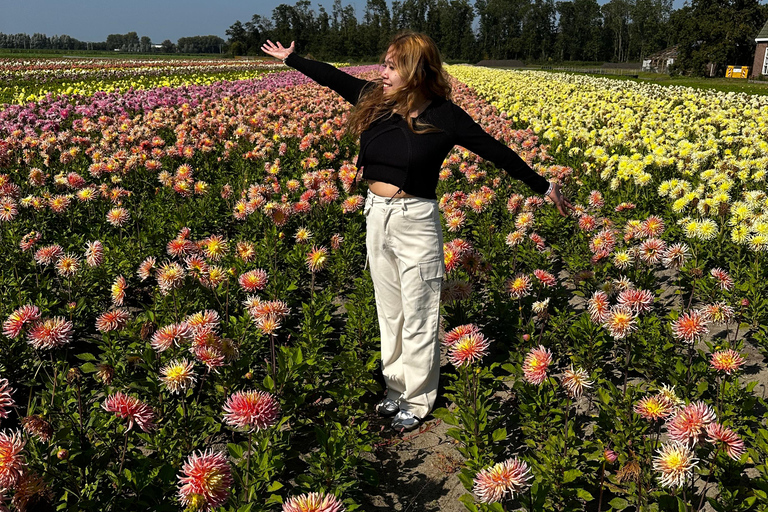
[347,31,452,136]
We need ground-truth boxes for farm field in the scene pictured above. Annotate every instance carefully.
[1,57,768,511]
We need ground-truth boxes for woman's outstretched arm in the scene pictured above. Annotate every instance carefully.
[261,40,374,105]
[451,103,573,216]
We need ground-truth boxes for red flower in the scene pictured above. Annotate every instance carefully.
[617,288,654,315]
[533,269,557,288]
[3,304,40,339]
[84,240,104,267]
[34,244,63,265]
[282,492,346,512]
[27,317,73,350]
[95,309,130,333]
[587,291,610,324]
[710,267,734,291]
[706,423,745,460]
[667,401,716,445]
[306,246,329,273]
[671,310,709,344]
[238,269,268,292]
[102,392,156,432]
[0,379,15,419]
[709,349,746,375]
[111,275,127,306]
[448,332,490,367]
[0,430,26,489]
[151,322,193,352]
[178,450,233,511]
[222,390,281,431]
[523,345,552,385]
[473,457,533,504]
[443,324,480,347]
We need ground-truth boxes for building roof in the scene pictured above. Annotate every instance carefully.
[758,19,768,41]
[647,46,678,60]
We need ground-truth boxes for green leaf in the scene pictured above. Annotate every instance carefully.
[227,443,244,460]
[432,407,458,425]
[267,481,283,492]
[608,497,629,510]
[75,353,96,361]
[80,362,97,374]
[562,469,582,483]
[678,497,688,512]
[697,380,708,395]
[576,488,593,501]
[492,428,507,442]
[458,493,479,511]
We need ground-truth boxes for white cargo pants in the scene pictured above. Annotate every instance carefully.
[364,190,444,419]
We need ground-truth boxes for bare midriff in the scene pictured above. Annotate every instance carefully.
[367,180,416,198]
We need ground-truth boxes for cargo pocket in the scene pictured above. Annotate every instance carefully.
[418,258,445,282]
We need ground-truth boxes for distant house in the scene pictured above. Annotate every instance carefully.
[642,47,678,73]
[752,19,768,78]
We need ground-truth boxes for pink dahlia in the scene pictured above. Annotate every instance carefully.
[0,430,25,489]
[95,309,130,333]
[238,269,268,292]
[443,324,480,347]
[473,457,533,504]
[667,401,716,445]
[706,423,745,461]
[448,332,490,367]
[522,345,552,385]
[222,390,280,431]
[0,379,15,419]
[102,392,156,432]
[709,349,746,375]
[151,322,193,352]
[3,304,40,339]
[282,492,346,512]
[27,317,73,350]
[671,310,709,344]
[178,450,233,511]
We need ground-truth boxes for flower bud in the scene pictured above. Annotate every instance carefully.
[522,334,530,341]
[603,449,617,463]
[57,448,69,460]
[741,298,749,307]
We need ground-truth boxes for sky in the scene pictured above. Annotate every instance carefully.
[2,0,696,44]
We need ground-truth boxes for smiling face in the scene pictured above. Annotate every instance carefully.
[381,49,403,96]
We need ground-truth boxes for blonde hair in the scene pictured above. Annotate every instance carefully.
[347,31,452,136]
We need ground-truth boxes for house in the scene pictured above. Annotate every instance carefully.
[642,46,678,73]
[752,19,768,78]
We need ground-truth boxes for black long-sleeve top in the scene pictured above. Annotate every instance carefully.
[284,53,549,199]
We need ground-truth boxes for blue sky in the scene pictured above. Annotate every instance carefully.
[2,0,694,44]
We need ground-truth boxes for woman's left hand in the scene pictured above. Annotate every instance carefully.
[547,182,574,217]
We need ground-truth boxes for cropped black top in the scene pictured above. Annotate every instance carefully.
[284,53,549,199]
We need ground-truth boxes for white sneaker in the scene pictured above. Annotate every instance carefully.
[391,410,421,432]
[375,398,400,417]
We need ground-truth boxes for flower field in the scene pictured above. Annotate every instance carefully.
[1,58,768,512]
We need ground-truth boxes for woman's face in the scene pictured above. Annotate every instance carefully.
[381,49,403,95]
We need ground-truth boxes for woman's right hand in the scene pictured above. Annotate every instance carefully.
[260,40,295,61]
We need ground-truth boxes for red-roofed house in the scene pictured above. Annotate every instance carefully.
[752,19,768,77]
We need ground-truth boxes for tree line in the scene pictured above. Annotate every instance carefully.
[0,31,224,54]
[231,0,768,75]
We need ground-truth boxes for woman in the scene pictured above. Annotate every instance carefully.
[262,32,572,432]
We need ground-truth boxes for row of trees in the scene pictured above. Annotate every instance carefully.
[230,0,768,75]
[0,31,224,54]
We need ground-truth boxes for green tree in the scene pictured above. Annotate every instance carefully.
[670,0,767,76]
